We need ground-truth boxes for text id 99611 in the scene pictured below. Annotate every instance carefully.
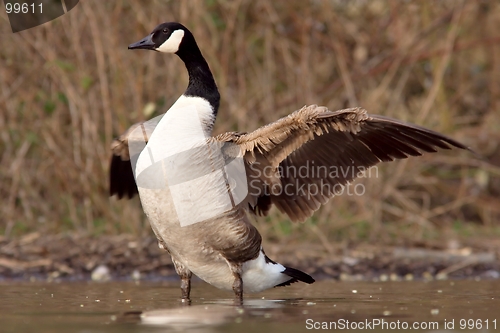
[5,2,42,14]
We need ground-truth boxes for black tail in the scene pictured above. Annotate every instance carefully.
[276,266,315,287]
[263,250,315,287]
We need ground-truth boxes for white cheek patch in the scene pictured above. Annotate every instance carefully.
[156,29,185,53]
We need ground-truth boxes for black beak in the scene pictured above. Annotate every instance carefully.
[128,34,155,50]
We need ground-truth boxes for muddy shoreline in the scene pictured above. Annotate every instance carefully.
[1,232,499,282]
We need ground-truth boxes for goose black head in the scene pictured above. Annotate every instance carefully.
[128,22,220,114]
[128,22,190,54]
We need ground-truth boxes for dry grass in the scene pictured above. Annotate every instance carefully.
[0,0,499,246]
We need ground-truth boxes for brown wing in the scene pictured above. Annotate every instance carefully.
[216,105,469,222]
[109,117,162,199]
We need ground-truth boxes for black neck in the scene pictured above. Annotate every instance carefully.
[176,44,220,116]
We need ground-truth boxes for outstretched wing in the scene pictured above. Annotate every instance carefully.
[215,105,469,222]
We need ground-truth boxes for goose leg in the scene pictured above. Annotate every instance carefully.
[180,273,192,303]
[228,263,243,305]
[172,258,192,304]
[232,273,243,304]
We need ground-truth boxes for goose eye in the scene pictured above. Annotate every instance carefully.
[162,28,169,34]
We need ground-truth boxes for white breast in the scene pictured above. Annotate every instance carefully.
[134,95,214,177]
[134,95,236,228]
[145,95,214,155]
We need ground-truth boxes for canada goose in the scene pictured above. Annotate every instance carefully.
[110,22,469,303]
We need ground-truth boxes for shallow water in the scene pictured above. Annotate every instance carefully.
[1,279,499,332]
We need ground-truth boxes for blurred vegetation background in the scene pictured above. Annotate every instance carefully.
[0,0,499,246]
